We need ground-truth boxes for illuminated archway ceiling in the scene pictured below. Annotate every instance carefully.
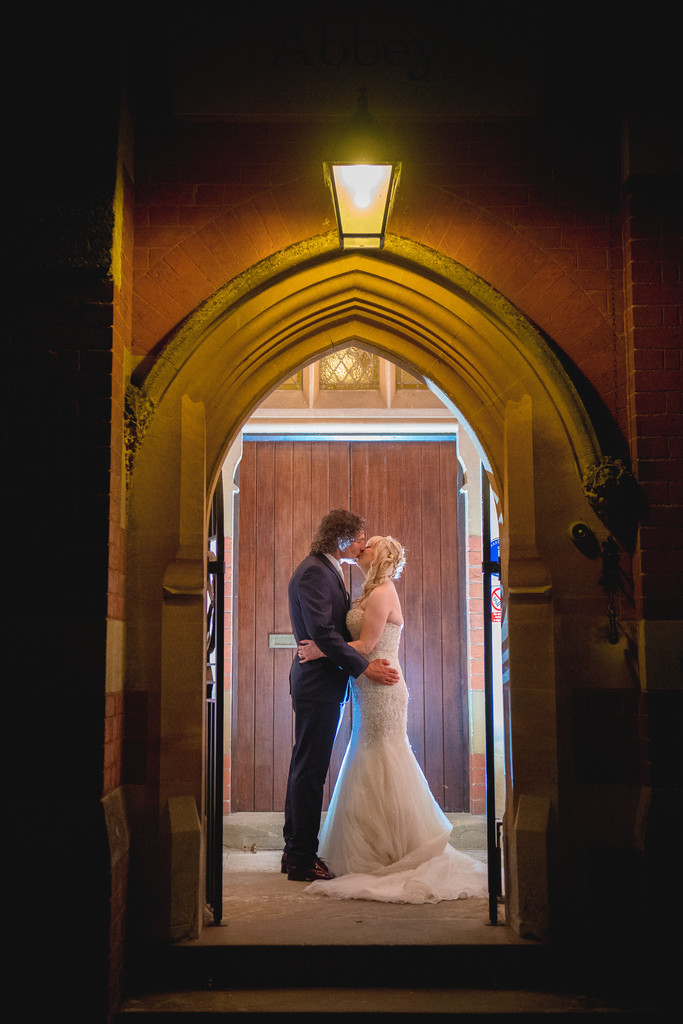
[144,245,601,485]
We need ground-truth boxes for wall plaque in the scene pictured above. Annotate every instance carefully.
[269,633,297,648]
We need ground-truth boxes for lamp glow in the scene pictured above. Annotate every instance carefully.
[324,91,401,249]
[325,162,400,249]
[340,165,385,208]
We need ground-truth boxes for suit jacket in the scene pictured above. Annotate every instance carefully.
[288,551,369,704]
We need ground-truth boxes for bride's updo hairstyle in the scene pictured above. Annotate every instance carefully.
[356,536,406,604]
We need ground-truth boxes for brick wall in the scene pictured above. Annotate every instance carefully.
[133,121,330,363]
[103,163,136,801]
[131,115,638,825]
[623,175,683,620]
[132,118,626,445]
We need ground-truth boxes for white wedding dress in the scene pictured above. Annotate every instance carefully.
[305,608,488,904]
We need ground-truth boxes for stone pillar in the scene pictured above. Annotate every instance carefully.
[501,396,556,941]
[158,395,208,941]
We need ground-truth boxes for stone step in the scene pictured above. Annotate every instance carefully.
[223,811,488,853]
[117,942,667,1017]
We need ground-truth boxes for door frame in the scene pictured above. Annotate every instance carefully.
[229,434,471,815]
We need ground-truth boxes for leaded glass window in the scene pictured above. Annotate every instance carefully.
[279,371,303,390]
[396,366,427,389]
[319,347,379,390]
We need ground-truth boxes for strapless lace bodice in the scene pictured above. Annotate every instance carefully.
[346,607,408,744]
[347,607,402,663]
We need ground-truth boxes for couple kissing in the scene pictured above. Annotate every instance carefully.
[283,509,487,904]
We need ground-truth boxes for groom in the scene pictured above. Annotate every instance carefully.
[283,508,399,881]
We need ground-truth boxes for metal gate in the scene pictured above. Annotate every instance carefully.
[482,467,503,924]
[205,484,225,924]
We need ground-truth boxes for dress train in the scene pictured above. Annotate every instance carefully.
[305,610,488,904]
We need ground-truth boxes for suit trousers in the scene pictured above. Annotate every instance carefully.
[283,697,345,866]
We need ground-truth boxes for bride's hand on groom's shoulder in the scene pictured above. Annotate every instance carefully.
[365,659,399,686]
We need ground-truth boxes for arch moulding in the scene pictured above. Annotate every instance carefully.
[126,240,605,944]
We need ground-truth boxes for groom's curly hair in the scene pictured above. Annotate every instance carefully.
[311,509,365,555]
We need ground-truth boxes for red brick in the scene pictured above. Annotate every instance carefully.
[627,260,663,283]
[514,268,568,324]
[638,526,672,550]
[149,205,181,226]
[518,226,564,250]
[637,413,683,436]
[639,460,683,484]
[560,226,611,249]
[136,183,196,205]
[635,436,669,459]
[640,547,683,573]
[251,190,292,251]
[545,293,596,334]
[637,481,670,505]
[634,369,683,391]
[630,304,664,327]
[631,282,683,305]
[134,225,194,250]
[194,184,229,205]
[468,185,528,208]
[449,214,501,268]
[627,238,666,262]
[178,205,227,228]
[577,248,608,272]
[631,326,683,348]
[661,261,680,286]
[633,392,668,414]
[632,349,665,370]
[178,234,226,288]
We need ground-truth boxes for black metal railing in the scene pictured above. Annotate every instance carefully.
[206,486,225,925]
[482,467,503,924]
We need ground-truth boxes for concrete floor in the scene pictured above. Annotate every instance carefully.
[116,813,671,1017]
[204,812,506,949]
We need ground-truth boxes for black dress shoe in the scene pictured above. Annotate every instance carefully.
[280,851,288,874]
[287,856,335,882]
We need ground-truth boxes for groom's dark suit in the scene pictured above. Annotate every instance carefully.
[284,551,369,870]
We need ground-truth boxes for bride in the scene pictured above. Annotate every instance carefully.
[296,535,487,904]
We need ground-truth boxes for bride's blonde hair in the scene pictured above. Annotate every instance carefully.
[355,535,406,604]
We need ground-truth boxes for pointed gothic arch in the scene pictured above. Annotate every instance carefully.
[126,241,608,944]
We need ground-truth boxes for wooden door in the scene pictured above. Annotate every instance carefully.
[232,439,469,812]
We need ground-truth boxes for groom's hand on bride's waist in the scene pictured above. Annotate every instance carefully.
[364,659,399,686]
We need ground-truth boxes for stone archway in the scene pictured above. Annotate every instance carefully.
[126,241,604,944]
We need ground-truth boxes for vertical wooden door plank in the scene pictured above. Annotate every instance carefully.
[254,442,275,809]
[420,441,446,805]
[233,442,256,810]
[326,442,352,803]
[349,441,369,605]
[272,442,295,811]
[382,440,407,674]
[440,441,468,810]
[402,440,426,767]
